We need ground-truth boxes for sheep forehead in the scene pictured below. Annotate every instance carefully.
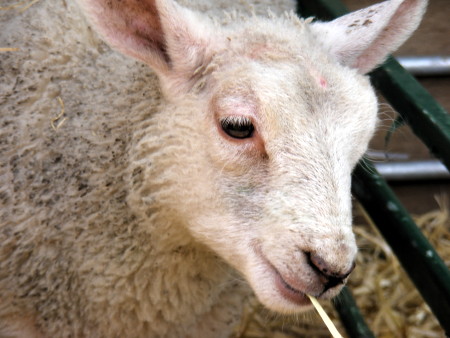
[211,55,376,140]
[211,19,350,97]
[214,14,313,62]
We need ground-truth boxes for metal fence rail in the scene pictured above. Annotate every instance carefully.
[296,0,450,336]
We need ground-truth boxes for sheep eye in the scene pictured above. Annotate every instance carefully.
[220,116,254,139]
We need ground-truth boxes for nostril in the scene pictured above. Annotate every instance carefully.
[307,252,355,294]
[308,252,355,281]
[324,276,344,291]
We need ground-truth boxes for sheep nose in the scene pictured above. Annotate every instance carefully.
[308,252,355,292]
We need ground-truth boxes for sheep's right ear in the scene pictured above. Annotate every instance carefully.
[310,0,427,74]
[77,0,216,91]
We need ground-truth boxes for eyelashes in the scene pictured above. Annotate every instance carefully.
[220,116,255,139]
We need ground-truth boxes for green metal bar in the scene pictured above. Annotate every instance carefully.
[296,1,450,171]
[333,287,375,338]
[352,160,450,335]
[370,58,450,170]
[296,0,348,20]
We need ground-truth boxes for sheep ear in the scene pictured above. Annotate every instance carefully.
[77,0,215,85]
[311,0,427,74]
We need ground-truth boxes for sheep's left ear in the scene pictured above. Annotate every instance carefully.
[310,0,427,74]
[76,0,218,94]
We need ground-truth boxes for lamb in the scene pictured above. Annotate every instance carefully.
[0,0,427,336]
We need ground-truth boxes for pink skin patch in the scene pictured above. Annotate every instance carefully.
[247,43,271,60]
[308,67,328,89]
[319,76,327,88]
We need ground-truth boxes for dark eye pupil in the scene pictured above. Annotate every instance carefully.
[220,117,254,139]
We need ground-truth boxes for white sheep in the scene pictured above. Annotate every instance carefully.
[0,0,426,336]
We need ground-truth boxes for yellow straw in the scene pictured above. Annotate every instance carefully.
[51,96,67,130]
[307,295,343,338]
[0,47,19,52]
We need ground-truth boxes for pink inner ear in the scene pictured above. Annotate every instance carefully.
[81,0,172,67]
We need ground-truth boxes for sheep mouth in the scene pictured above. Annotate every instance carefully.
[272,264,311,306]
[254,245,311,307]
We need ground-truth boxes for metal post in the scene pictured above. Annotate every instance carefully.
[396,56,450,76]
[333,287,375,338]
[374,160,450,181]
[352,160,450,335]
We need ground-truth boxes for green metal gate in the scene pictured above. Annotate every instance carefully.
[296,0,450,336]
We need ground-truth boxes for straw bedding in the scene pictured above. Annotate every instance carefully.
[233,196,449,338]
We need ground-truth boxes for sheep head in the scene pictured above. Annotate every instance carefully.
[77,0,427,313]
